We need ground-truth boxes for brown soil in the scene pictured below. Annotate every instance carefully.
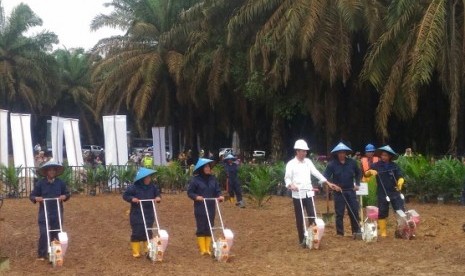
[1,193,465,275]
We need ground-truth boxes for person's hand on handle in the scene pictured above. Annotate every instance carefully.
[132,197,140,203]
[289,184,299,191]
[327,182,341,192]
[195,196,204,201]
[35,196,43,202]
[217,196,224,202]
[155,197,161,203]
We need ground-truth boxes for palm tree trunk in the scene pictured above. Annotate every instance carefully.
[270,111,284,162]
[324,87,337,152]
[446,0,460,154]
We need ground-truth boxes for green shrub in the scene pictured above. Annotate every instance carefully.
[244,165,278,207]
[425,156,465,197]
[0,165,22,198]
[114,165,137,193]
[96,165,114,183]
[83,164,98,195]
[396,155,465,201]
[362,177,377,207]
[59,165,83,193]
[212,163,227,189]
[270,161,286,195]
[237,163,254,187]
[396,156,432,197]
[156,161,189,192]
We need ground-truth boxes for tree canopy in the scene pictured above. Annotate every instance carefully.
[1,0,464,158]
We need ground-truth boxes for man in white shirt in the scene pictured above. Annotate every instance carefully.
[285,139,339,247]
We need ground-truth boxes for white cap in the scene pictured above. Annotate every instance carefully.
[294,139,310,150]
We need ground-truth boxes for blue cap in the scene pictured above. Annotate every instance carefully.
[330,142,352,154]
[134,167,157,182]
[375,145,398,158]
[194,158,214,172]
[223,154,236,161]
[365,144,375,152]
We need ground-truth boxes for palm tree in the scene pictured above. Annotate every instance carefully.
[227,0,386,156]
[53,48,99,143]
[90,0,198,136]
[362,0,463,154]
[160,0,257,151]
[0,2,58,113]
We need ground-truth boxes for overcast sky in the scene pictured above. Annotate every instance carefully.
[2,0,124,50]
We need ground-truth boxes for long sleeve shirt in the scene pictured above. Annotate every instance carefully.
[284,157,327,198]
[123,182,161,225]
[187,174,221,213]
[370,161,403,196]
[30,178,70,223]
[324,158,361,190]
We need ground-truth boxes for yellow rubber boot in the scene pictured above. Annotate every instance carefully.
[204,236,212,256]
[197,237,206,255]
[131,242,141,257]
[142,241,148,254]
[229,197,236,204]
[378,219,387,237]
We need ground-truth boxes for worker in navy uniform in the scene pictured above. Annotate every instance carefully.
[30,161,70,261]
[223,154,245,208]
[324,142,362,237]
[123,167,161,257]
[187,158,224,256]
[365,145,405,237]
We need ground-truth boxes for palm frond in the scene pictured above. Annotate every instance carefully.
[406,0,445,89]
[336,0,363,31]
[375,33,414,139]
[361,1,421,89]
[165,50,184,85]
[300,0,327,57]
[207,46,225,104]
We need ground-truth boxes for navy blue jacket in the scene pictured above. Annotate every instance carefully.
[224,163,239,183]
[30,178,70,223]
[324,158,361,190]
[123,181,161,225]
[370,161,403,196]
[187,174,221,206]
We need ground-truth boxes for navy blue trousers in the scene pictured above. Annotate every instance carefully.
[292,197,315,244]
[131,222,153,242]
[334,191,360,235]
[194,202,215,237]
[378,192,404,219]
[228,179,243,202]
[38,220,59,258]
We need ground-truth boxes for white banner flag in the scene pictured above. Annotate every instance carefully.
[103,115,128,165]
[0,109,8,166]
[152,127,166,165]
[10,113,34,169]
[51,116,64,163]
[63,118,84,167]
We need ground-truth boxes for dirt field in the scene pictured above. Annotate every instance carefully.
[1,193,465,275]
